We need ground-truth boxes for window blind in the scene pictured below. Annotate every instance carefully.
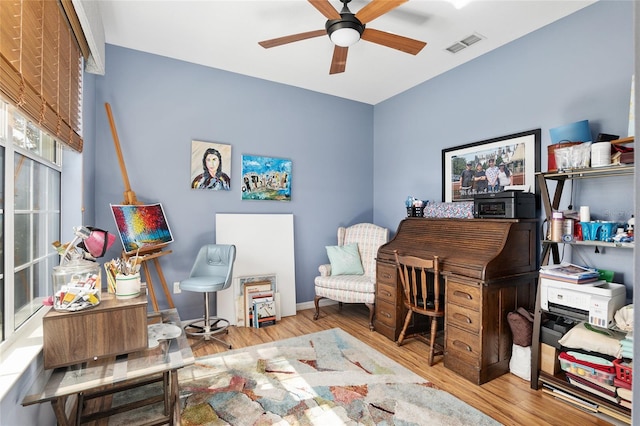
[0,0,84,152]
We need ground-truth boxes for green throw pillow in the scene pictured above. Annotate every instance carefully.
[326,243,364,276]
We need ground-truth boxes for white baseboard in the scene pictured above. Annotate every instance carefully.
[189,300,339,325]
[296,299,338,311]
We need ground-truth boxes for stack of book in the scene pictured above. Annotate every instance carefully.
[252,294,276,328]
[616,380,632,409]
[565,372,620,404]
[539,263,600,284]
[541,383,598,413]
[243,280,277,328]
[542,380,631,424]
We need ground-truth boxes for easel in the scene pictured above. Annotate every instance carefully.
[105,102,175,312]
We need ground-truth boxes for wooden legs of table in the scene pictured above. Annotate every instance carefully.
[49,394,78,426]
[48,370,181,425]
[171,369,181,425]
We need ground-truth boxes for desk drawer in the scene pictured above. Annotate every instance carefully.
[376,282,396,304]
[446,280,481,311]
[377,262,396,285]
[446,324,481,367]
[446,303,481,334]
[375,299,397,328]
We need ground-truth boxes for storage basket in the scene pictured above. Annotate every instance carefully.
[613,358,633,384]
[406,206,424,217]
[559,353,616,386]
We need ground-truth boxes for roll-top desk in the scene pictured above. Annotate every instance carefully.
[375,217,538,384]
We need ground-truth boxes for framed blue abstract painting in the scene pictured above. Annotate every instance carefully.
[241,155,292,201]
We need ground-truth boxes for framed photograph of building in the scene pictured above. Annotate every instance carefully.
[442,129,541,202]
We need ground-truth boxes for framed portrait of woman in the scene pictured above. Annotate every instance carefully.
[190,140,232,190]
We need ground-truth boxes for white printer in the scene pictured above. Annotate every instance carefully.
[539,277,626,328]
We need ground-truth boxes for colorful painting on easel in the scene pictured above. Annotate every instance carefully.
[110,203,174,253]
[190,140,232,190]
[241,155,292,201]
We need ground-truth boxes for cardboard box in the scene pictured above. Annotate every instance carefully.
[540,343,560,375]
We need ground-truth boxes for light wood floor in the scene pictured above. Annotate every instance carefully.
[189,304,618,426]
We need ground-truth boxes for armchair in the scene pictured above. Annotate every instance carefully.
[313,223,389,330]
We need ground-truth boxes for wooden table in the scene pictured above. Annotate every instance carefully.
[22,309,194,425]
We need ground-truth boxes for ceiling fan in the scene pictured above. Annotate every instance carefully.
[258,0,427,75]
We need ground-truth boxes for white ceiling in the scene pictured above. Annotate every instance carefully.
[95,0,596,105]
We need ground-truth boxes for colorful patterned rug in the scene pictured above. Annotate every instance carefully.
[181,328,501,426]
[109,328,500,425]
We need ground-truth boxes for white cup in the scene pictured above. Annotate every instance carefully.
[579,206,591,222]
[115,273,141,299]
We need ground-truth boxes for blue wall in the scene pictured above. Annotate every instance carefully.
[374,1,634,292]
[9,1,636,425]
[92,47,374,315]
[89,1,634,314]
[374,1,632,229]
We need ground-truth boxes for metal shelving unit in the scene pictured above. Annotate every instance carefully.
[536,164,634,265]
[541,239,634,249]
[530,161,634,424]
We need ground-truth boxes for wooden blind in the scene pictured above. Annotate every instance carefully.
[0,0,83,152]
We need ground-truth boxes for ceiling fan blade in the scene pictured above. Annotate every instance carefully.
[361,28,426,55]
[329,46,348,74]
[308,0,341,20]
[259,29,327,49]
[355,0,408,24]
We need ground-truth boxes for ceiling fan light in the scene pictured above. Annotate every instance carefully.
[326,13,364,48]
[330,27,360,47]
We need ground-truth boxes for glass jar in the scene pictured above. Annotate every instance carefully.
[52,258,102,312]
[550,211,564,242]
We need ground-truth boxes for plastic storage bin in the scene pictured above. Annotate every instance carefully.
[52,258,101,312]
[559,353,616,386]
[614,358,633,384]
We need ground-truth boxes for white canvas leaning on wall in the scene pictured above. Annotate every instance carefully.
[215,213,296,325]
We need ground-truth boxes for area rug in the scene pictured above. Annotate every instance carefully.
[109,328,500,425]
[181,328,502,426]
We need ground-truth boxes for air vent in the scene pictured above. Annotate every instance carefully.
[461,33,482,46]
[445,33,485,54]
[446,42,467,54]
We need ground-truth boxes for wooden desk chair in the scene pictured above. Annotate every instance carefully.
[394,250,444,366]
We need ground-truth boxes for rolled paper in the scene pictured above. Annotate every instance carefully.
[579,206,590,222]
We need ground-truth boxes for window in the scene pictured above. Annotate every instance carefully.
[0,96,62,344]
